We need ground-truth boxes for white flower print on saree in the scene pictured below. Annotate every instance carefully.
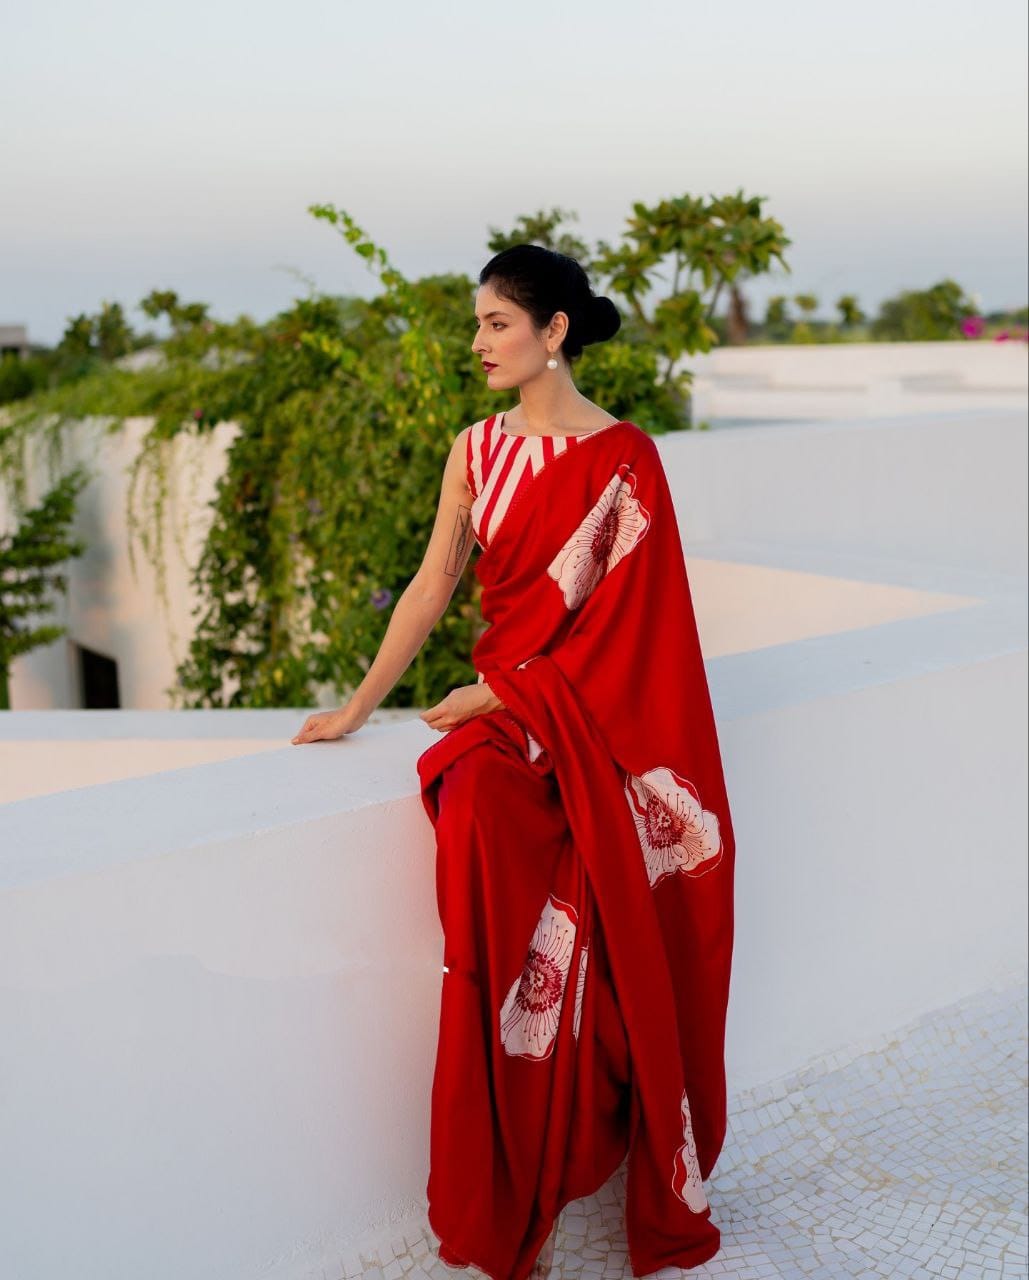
[672,1086,708,1212]
[499,893,579,1061]
[624,766,723,888]
[547,464,651,611]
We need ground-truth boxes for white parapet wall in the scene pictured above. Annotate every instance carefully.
[0,408,1026,1280]
[685,338,1028,424]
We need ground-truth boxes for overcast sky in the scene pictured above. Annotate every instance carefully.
[2,0,1027,345]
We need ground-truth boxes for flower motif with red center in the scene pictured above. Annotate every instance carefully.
[624,766,723,888]
[672,1086,708,1212]
[546,464,651,610]
[499,893,579,1060]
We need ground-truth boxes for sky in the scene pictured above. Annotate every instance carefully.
[2,0,1027,346]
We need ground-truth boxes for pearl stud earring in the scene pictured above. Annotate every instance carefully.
[546,356,558,370]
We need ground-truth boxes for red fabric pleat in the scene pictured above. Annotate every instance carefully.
[418,710,632,1279]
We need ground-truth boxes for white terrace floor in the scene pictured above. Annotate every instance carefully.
[341,976,1028,1280]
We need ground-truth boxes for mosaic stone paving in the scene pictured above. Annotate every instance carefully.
[338,978,1027,1279]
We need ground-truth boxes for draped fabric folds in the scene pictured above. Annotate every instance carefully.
[416,422,736,1278]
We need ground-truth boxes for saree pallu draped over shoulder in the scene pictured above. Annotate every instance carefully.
[416,422,736,1278]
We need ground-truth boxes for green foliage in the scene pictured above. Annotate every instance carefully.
[1,191,791,709]
[0,468,88,709]
[485,207,594,264]
[784,297,823,342]
[0,300,161,406]
[870,279,977,341]
[753,281,994,344]
[586,190,791,418]
[836,294,865,328]
[763,295,791,340]
[593,190,790,356]
[0,353,48,406]
[58,300,144,362]
[139,289,211,336]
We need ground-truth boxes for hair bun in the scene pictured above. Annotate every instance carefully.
[477,244,621,362]
[586,294,622,345]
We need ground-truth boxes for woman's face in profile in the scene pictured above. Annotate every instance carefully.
[471,281,562,388]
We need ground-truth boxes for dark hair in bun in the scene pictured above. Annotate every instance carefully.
[478,244,622,364]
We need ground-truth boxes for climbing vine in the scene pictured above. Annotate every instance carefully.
[0,194,789,708]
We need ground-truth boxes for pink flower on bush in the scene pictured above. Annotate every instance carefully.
[961,315,985,338]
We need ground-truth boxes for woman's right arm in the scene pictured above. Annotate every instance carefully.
[292,427,477,743]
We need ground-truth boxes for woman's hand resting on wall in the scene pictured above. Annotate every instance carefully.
[291,701,366,744]
[420,681,504,733]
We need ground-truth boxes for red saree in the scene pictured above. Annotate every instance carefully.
[416,421,736,1278]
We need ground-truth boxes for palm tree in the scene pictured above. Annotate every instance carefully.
[837,294,865,328]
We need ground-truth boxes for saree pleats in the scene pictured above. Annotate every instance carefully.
[418,709,632,1279]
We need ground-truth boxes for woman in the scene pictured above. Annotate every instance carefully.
[292,246,736,1279]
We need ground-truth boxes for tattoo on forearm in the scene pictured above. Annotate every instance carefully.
[444,506,473,576]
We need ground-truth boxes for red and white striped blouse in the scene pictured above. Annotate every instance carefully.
[465,409,622,551]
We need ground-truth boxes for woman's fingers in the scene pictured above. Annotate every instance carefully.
[292,716,325,744]
[421,711,452,732]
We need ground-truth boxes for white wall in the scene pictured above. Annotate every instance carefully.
[685,338,1028,423]
[0,406,1025,1279]
[0,707,422,804]
[661,408,1028,576]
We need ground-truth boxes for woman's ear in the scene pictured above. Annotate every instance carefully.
[548,311,570,344]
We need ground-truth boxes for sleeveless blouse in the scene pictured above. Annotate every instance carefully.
[465,410,623,751]
[465,410,622,552]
